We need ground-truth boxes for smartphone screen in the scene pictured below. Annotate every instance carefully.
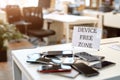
[47,51,63,56]
[27,57,52,64]
[36,58,51,63]
[38,65,72,73]
[72,63,99,77]
[62,57,75,65]
[46,50,73,57]
[91,61,115,69]
[62,50,73,57]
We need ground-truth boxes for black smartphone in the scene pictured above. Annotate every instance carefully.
[47,51,63,56]
[62,50,73,57]
[91,61,116,69]
[72,63,99,77]
[74,52,104,62]
[27,57,52,64]
[38,64,72,73]
[45,50,73,57]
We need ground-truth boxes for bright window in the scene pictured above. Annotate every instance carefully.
[0,0,38,8]
[85,0,90,7]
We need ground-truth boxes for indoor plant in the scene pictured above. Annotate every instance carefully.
[0,22,23,62]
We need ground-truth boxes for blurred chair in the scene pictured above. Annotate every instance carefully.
[5,5,29,34]
[38,0,51,9]
[5,5,22,23]
[23,7,56,43]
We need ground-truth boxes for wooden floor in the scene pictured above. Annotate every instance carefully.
[0,62,12,80]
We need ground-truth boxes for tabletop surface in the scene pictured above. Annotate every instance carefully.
[12,37,120,80]
[43,13,98,23]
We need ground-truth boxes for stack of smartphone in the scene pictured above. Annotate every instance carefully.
[74,52,105,62]
[37,64,80,78]
[26,51,116,78]
[26,53,53,64]
[26,51,78,78]
[44,50,73,57]
[27,50,74,63]
[74,52,116,70]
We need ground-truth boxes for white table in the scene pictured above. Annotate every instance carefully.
[12,37,120,80]
[104,12,120,29]
[43,13,98,43]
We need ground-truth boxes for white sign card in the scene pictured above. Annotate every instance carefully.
[72,26,102,50]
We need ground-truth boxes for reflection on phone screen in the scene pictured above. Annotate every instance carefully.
[38,64,72,73]
[91,61,115,69]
